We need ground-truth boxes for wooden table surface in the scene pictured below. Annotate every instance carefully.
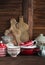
[0,55,45,65]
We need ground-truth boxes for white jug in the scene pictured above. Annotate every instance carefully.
[41,46,45,56]
[34,34,45,45]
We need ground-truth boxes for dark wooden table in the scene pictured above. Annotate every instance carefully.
[0,55,45,65]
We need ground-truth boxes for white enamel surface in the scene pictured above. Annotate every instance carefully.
[35,34,45,43]
[6,43,20,57]
[42,50,45,56]
[20,45,37,49]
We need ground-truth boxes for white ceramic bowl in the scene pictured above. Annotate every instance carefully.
[7,46,20,57]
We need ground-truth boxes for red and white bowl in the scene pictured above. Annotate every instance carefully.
[20,41,40,55]
[0,41,6,57]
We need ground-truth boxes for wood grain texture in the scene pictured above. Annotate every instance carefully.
[0,0,22,36]
[33,0,45,39]
[0,0,45,40]
[22,0,33,40]
[0,56,45,65]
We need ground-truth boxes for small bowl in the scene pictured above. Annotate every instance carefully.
[7,46,20,57]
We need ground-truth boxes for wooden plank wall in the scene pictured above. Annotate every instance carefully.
[0,0,45,40]
[22,0,45,40]
[22,0,32,23]
[0,0,22,37]
[33,0,45,39]
[22,0,33,40]
[22,0,29,23]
